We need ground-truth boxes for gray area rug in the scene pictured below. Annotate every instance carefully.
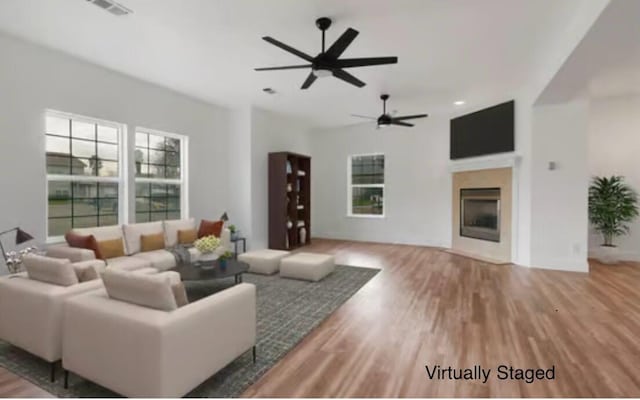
[0,264,378,397]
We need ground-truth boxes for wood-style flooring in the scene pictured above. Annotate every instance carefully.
[1,239,639,397]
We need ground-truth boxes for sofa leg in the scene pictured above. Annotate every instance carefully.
[64,369,69,389]
[252,345,256,364]
[50,362,56,383]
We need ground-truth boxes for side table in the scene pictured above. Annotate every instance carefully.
[231,236,247,259]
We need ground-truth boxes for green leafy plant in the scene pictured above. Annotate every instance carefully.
[588,176,639,247]
[228,224,237,234]
[219,251,234,261]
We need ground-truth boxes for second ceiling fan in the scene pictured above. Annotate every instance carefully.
[352,94,429,128]
[255,17,398,89]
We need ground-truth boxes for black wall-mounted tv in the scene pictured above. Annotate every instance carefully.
[450,100,515,160]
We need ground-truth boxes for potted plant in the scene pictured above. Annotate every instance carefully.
[218,251,234,269]
[588,176,639,264]
[228,224,238,240]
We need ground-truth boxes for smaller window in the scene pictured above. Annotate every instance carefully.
[134,129,187,223]
[348,154,385,217]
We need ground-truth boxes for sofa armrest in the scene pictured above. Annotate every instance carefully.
[63,282,256,397]
[47,244,96,262]
[0,276,103,361]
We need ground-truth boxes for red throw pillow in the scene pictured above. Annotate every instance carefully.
[65,232,104,260]
[198,219,223,238]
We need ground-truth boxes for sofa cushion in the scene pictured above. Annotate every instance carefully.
[65,232,103,260]
[171,282,189,307]
[177,229,198,245]
[71,225,123,242]
[198,219,223,238]
[122,222,163,255]
[106,256,151,271]
[131,250,176,271]
[140,232,165,252]
[98,238,126,260]
[102,269,177,311]
[23,254,79,286]
[163,219,196,247]
[73,263,99,282]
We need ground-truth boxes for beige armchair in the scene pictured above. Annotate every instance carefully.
[62,282,257,397]
[0,264,104,381]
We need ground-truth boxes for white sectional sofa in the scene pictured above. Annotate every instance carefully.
[46,219,231,271]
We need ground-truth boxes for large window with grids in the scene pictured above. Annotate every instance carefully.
[45,111,124,239]
[134,129,187,223]
[348,154,385,217]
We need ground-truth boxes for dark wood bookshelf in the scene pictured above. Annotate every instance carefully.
[268,152,311,250]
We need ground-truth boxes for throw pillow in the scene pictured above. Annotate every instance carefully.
[102,269,178,311]
[23,254,79,286]
[171,282,189,307]
[65,232,103,259]
[140,232,165,252]
[177,229,198,245]
[97,238,126,260]
[72,264,99,282]
[198,219,223,238]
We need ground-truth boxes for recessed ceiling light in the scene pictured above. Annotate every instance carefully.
[454,100,466,106]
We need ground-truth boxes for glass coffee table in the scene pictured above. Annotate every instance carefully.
[171,259,249,285]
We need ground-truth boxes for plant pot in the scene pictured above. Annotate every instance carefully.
[597,245,620,264]
[219,259,227,269]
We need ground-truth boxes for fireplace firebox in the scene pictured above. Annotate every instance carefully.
[460,188,500,242]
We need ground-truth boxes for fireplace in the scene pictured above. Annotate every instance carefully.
[460,188,500,242]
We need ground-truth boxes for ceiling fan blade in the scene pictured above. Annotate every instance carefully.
[335,57,398,68]
[350,114,377,120]
[262,36,314,62]
[391,121,414,127]
[325,28,359,59]
[255,65,312,71]
[301,72,317,89]
[392,114,429,121]
[332,69,366,88]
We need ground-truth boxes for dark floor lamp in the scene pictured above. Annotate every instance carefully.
[0,227,34,271]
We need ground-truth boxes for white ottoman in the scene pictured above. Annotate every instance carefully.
[238,249,290,275]
[280,252,335,282]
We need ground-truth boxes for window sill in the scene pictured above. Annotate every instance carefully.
[346,214,386,219]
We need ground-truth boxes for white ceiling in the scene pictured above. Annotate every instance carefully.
[537,0,640,104]
[0,0,588,127]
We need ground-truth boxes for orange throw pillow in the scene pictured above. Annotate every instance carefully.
[97,238,126,260]
[198,220,223,238]
[140,232,165,252]
[177,229,198,245]
[65,232,104,260]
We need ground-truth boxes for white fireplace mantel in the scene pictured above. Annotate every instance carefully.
[448,152,521,173]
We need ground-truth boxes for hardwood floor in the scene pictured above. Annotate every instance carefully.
[242,239,640,397]
[1,239,639,397]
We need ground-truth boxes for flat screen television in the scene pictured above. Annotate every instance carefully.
[450,100,514,160]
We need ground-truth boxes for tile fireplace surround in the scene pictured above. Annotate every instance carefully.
[451,167,513,263]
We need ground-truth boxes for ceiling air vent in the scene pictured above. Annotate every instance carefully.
[86,0,133,16]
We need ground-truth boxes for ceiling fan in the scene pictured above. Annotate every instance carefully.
[352,94,429,128]
[255,17,398,89]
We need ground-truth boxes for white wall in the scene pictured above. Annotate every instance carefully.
[0,33,231,266]
[530,100,590,272]
[588,94,640,260]
[310,118,451,247]
[249,107,311,249]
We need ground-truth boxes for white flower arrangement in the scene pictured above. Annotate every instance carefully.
[194,235,221,254]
